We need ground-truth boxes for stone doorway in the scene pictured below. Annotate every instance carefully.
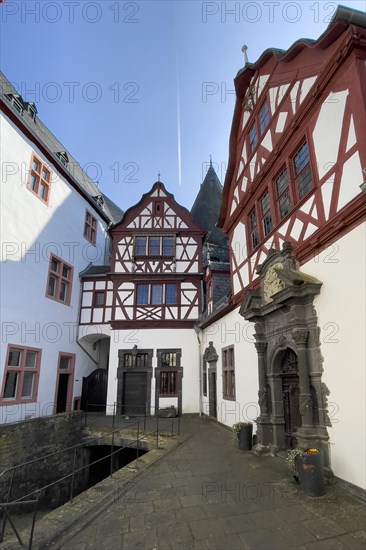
[240,243,333,477]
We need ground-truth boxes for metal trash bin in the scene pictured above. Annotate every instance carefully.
[296,449,325,497]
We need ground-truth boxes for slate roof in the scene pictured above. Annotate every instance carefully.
[0,72,123,225]
[79,264,111,277]
[236,6,366,79]
[190,165,228,249]
[207,262,230,272]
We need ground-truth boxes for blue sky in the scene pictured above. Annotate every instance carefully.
[1,1,365,212]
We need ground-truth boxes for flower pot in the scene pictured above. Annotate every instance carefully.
[296,450,325,497]
[158,408,176,418]
[238,424,253,451]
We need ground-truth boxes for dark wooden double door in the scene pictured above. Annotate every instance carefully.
[122,371,148,415]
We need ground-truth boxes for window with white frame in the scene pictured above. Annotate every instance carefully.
[134,235,174,257]
[136,283,177,305]
[1,346,41,403]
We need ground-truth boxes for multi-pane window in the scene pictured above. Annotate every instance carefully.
[136,284,177,305]
[27,154,51,204]
[259,102,269,135]
[160,352,177,367]
[245,138,314,250]
[249,209,259,249]
[248,124,258,152]
[123,353,149,368]
[157,349,181,397]
[293,142,313,199]
[275,168,292,219]
[260,191,272,236]
[84,211,97,245]
[134,236,174,257]
[160,371,177,396]
[46,255,73,305]
[222,346,235,400]
[1,346,41,402]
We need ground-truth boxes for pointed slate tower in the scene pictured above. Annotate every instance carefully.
[191,164,231,317]
[190,164,229,262]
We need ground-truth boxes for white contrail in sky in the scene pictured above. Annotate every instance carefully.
[176,67,182,186]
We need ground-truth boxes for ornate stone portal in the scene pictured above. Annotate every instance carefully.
[239,243,333,477]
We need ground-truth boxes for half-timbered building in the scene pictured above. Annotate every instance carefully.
[79,181,206,416]
[200,5,366,492]
[0,73,123,423]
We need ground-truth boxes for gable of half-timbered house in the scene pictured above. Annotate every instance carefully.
[219,12,366,302]
[109,181,205,327]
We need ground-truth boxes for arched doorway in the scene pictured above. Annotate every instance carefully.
[279,349,301,448]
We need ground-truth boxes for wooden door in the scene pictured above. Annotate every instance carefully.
[122,372,147,415]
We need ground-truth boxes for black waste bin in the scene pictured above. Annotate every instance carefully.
[296,450,325,497]
[237,424,253,451]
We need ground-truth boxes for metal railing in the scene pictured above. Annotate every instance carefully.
[0,410,180,548]
[83,401,181,434]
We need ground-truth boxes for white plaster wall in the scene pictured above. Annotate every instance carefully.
[107,328,200,414]
[0,113,110,423]
[201,308,258,429]
[303,223,366,490]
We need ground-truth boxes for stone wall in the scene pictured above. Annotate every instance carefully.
[0,412,89,507]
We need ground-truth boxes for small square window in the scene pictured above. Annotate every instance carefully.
[59,356,70,370]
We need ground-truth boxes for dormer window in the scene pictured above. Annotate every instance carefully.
[134,235,175,258]
[56,151,69,166]
[25,102,37,120]
[6,93,24,114]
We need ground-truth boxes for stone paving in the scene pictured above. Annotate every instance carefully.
[52,417,366,550]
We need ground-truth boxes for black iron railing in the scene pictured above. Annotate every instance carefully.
[0,408,180,548]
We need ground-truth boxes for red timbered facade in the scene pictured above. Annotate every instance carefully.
[219,14,366,303]
[109,182,204,327]
[199,6,366,492]
[79,182,205,328]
